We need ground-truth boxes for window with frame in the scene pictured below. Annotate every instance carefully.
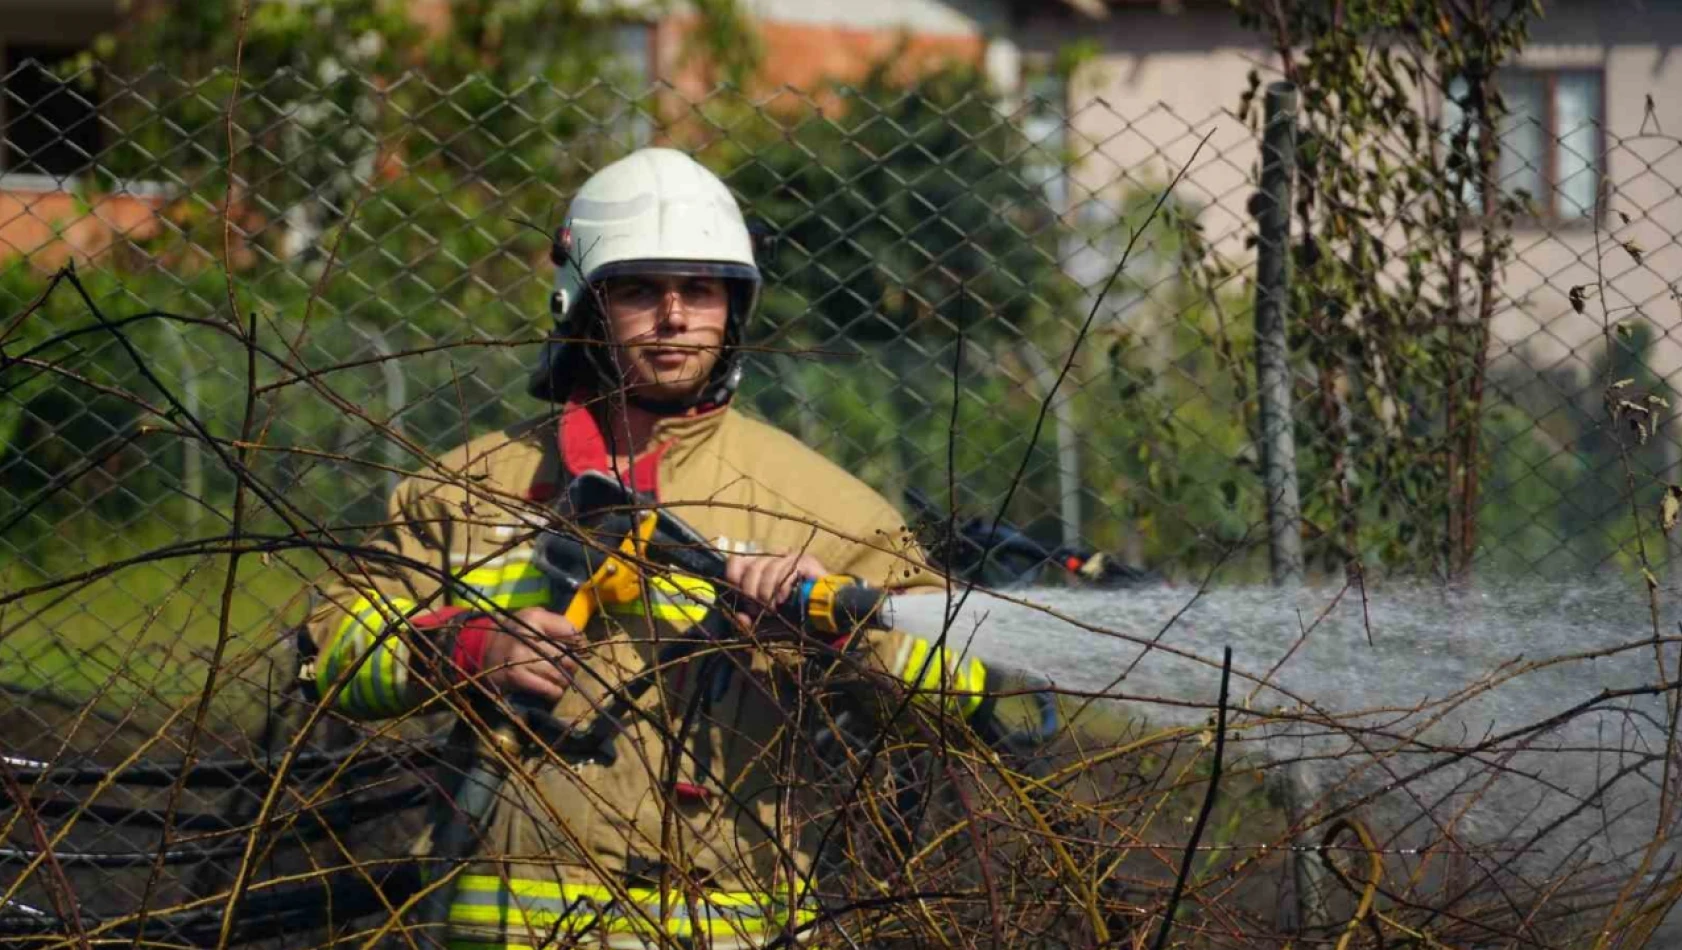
[1446,68,1604,223]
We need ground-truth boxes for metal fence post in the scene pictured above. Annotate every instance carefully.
[158,321,203,528]
[354,325,407,497]
[1254,81,1304,585]
[1020,340,1083,550]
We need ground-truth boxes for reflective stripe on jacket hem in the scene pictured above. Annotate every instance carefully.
[447,873,815,942]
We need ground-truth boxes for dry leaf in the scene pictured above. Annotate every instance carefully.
[1619,210,1633,226]
[1624,240,1645,264]
[1612,378,1635,390]
[1661,485,1682,533]
[1569,285,1591,314]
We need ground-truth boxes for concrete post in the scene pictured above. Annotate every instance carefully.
[1253,82,1304,585]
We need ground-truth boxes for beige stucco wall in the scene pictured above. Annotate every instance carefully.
[1024,1,1682,388]
[1019,5,1276,271]
[1494,4,1682,387]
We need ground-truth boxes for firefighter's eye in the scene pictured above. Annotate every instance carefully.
[606,280,661,308]
[681,278,726,305]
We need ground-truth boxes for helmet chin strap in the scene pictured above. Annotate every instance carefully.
[622,362,742,415]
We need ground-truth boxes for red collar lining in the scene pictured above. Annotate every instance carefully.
[558,404,668,498]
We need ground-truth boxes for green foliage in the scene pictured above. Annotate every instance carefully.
[92,1,762,335]
[723,59,1068,347]
[3,2,771,578]
[1,536,319,722]
[3,0,1597,599]
[1232,0,1536,579]
[1477,322,1677,578]
[705,60,1090,534]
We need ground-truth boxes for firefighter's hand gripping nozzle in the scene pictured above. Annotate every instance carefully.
[550,471,892,644]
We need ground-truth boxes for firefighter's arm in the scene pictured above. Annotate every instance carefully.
[303,478,492,719]
[826,540,990,725]
[733,517,987,725]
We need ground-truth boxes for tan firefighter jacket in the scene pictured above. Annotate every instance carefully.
[304,401,988,949]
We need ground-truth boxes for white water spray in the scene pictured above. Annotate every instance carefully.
[887,581,1682,937]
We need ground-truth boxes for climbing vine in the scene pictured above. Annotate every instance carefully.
[1233,0,1537,579]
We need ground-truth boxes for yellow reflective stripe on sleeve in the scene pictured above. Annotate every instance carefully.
[896,638,987,718]
[901,638,932,689]
[957,655,987,717]
[453,558,549,612]
[319,592,416,718]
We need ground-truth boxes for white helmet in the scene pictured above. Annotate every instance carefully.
[530,148,763,404]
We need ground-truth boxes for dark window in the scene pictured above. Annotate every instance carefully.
[3,45,101,178]
[1447,68,1604,223]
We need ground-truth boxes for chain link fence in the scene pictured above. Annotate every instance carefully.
[4,61,1682,697]
[4,61,1682,943]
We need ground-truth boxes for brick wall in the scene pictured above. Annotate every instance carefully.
[0,185,165,270]
[656,14,985,116]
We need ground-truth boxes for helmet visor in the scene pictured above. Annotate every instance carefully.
[587,258,760,286]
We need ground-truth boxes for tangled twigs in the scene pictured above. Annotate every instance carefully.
[8,98,1682,950]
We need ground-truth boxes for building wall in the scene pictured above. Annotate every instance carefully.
[1025,1,1682,386]
[1493,3,1682,385]
[0,0,161,269]
[657,0,998,103]
[743,0,1006,34]
[0,0,118,45]
[1018,4,1272,265]
[0,189,165,270]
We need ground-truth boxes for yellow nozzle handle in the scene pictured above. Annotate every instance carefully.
[558,511,660,630]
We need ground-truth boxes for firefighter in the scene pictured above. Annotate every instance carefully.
[305,148,995,949]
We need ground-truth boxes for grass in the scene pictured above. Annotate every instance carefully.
[0,527,323,732]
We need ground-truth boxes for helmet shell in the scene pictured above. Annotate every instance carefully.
[530,148,761,402]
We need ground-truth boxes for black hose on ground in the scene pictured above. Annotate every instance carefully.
[0,860,424,943]
[0,785,430,867]
[1,741,442,789]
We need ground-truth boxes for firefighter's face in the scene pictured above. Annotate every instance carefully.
[600,274,729,401]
